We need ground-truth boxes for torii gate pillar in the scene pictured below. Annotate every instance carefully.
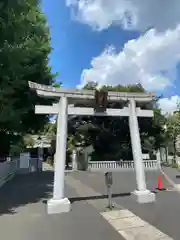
[129,99,155,203]
[47,96,71,214]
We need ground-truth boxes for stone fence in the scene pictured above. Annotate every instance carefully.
[88,160,160,172]
[0,155,43,188]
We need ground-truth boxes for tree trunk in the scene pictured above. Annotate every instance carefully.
[173,136,176,164]
[0,132,10,162]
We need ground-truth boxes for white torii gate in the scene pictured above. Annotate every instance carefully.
[29,81,156,214]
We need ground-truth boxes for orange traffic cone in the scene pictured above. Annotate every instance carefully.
[157,175,165,191]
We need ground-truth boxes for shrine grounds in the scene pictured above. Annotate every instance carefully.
[0,165,180,240]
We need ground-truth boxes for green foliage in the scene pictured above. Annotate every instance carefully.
[42,82,165,161]
[171,162,179,168]
[83,82,145,92]
[69,82,165,161]
[23,134,35,147]
[166,113,180,140]
[0,0,55,158]
[67,135,76,152]
[43,121,57,139]
[9,133,35,156]
[53,82,62,88]
[164,112,180,162]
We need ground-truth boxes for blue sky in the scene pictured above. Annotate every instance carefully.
[41,0,180,113]
[41,0,139,88]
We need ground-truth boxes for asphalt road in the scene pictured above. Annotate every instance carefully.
[161,166,180,184]
[71,170,180,240]
[71,170,169,194]
[0,172,124,240]
[0,168,179,240]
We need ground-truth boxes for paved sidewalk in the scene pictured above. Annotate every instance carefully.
[161,166,180,185]
[70,171,180,240]
[67,173,174,240]
[0,167,179,240]
[0,171,124,240]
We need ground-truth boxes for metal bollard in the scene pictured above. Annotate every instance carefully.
[105,172,113,210]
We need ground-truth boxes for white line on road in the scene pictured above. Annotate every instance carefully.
[66,174,174,240]
[101,209,173,240]
[160,168,180,192]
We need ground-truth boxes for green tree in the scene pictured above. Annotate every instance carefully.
[9,134,34,156]
[165,112,180,162]
[43,82,165,162]
[43,121,57,139]
[69,82,165,161]
[0,0,55,159]
[23,134,35,147]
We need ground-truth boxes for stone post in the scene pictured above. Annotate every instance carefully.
[128,99,155,203]
[47,96,71,214]
[38,143,43,172]
[156,150,161,169]
[72,149,78,171]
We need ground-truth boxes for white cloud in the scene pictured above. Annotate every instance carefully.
[67,0,180,32]
[79,26,180,91]
[67,0,180,114]
[158,96,180,115]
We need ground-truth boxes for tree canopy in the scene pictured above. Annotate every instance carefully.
[0,0,55,158]
[41,83,166,162]
[66,82,166,160]
[164,112,180,161]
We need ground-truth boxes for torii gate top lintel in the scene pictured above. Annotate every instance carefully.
[28,81,155,103]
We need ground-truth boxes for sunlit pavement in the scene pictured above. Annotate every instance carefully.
[71,170,180,240]
[0,167,179,239]
[0,171,124,240]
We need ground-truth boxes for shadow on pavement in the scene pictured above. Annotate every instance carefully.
[69,192,131,203]
[0,171,54,216]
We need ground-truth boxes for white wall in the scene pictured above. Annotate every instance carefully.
[0,160,19,187]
